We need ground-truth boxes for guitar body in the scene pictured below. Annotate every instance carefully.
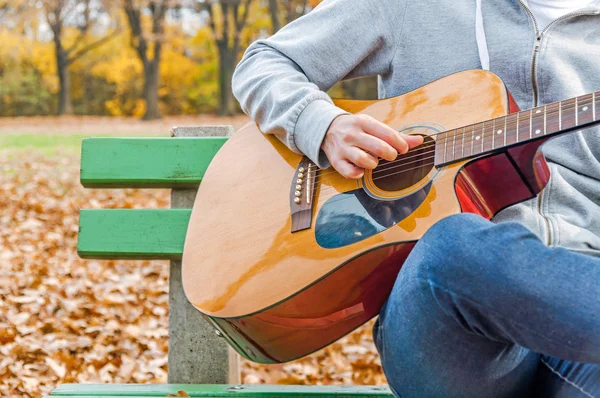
[182,70,552,363]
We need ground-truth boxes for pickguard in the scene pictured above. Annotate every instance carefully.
[315,182,432,249]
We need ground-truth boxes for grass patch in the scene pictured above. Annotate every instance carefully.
[0,134,87,149]
[0,134,119,155]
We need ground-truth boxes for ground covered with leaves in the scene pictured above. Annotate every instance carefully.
[0,116,250,135]
[0,150,385,397]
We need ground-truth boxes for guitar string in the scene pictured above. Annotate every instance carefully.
[373,97,592,150]
[312,109,585,183]
[311,101,591,181]
[312,105,597,194]
[315,113,592,195]
[312,113,588,186]
[369,103,588,176]
[316,156,437,198]
[316,99,585,174]
[315,155,438,198]
[291,97,598,197]
[377,99,592,160]
[312,111,597,195]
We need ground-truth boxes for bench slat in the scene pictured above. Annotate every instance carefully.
[81,138,227,188]
[50,384,394,397]
[78,209,190,259]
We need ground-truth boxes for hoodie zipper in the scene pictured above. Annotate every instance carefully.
[516,1,600,246]
[517,1,600,107]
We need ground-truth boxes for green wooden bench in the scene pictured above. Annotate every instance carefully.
[48,126,393,398]
[48,384,393,397]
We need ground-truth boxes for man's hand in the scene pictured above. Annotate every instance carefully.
[321,114,424,179]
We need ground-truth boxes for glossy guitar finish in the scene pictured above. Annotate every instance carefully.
[182,70,552,363]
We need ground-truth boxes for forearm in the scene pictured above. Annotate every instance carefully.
[232,0,402,167]
[233,42,347,167]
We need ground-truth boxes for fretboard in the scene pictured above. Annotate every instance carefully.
[434,91,600,166]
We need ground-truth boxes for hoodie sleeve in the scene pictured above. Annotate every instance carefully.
[232,0,403,168]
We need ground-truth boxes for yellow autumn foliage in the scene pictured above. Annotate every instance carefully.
[0,0,351,118]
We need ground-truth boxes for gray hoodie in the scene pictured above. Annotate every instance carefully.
[232,0,600,257]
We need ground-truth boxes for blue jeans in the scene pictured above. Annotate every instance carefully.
[374,213,600,397]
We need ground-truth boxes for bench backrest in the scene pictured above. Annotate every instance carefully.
[77,126,239,384]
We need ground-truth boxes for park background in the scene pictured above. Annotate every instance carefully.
[0,1,381,396]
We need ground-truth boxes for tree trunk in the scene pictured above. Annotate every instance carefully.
[341,76,379,100]
[143,60,161,120]
[56,49,74,115]
[218,45,237,116]
[268,0,280,33]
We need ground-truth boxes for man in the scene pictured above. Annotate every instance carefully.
[232,0,600,396]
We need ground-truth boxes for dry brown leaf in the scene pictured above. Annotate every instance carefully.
[166,391,190,397]
[0,148,388,397]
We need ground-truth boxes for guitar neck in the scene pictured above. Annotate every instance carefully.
[434,91,600,167]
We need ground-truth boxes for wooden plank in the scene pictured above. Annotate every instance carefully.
[50,384,394,397]
[77,209,190,259]
[80,137,228,188]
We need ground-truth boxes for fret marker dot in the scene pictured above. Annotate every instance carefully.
[535,129,541,135]
[475,136,481,140]
[497,130,503,135]
[536,109,542,114]
[583,106,589,111]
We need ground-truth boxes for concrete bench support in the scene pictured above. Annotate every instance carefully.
[169,126,240,384]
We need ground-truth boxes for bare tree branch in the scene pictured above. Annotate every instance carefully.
[234,0,251,34]
[67,27,121,64]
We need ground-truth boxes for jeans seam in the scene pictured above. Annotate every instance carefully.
[420,278,595,356]
[540,357,595,398]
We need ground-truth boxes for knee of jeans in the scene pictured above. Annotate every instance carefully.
[407,213,490,288]
[425,213,488,242]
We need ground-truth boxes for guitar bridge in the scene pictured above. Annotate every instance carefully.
[290,157,318,233]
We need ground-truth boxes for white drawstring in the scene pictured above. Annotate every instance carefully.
[476,0,490,71]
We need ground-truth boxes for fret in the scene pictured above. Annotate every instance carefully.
[443,131,453,163]
[529,108,533,140]
[505,112,518,145]
[471,124,475,156]
[491,118,497,150]
[478,121,484,154]
[447,129,460,162]
[559,101,562,130]
[517,110,531,144]
[561,98,577,130]
[578,93,595,125]
[435,138,445,165]
[443,133,447,163]
[483,120,494,152]
[461,127,466,158]
[452,129,463,161]
[452,130,456,160]
[545,102,561,135]
[544,105,547,135]
[531,106,545,138]
[460,126,471,158]
[491,119,495,150]
[503,115,508,147]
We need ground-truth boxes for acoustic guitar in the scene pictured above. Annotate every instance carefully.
[182,70,600,364]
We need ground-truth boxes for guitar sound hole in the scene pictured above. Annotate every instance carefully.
[371,135,436,192]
